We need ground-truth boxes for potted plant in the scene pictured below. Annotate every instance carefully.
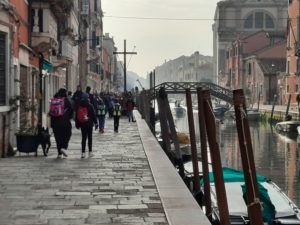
[15,127,40,155]
[10,95,41,156]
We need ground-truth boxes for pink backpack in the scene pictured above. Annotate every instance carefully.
[49,97,65,117]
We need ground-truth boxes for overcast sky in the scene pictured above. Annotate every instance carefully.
[102,0,220,77]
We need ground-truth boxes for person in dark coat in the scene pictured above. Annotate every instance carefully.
[86,86,95,107]
[112,99,122,133]
[126,97,135,122]
[75,93,98,158]
[72,85,83,110]
[50,88,73,159]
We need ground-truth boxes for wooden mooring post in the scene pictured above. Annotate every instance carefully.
[270,94,277,123]
[157,87,184,177]
[202,90,230,225]
[233,89,264,225]
[185,88,200,192]
[196,88,212,220]
[285,94,291,120]
[143,91,151,125]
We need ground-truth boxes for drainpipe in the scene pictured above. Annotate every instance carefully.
[38,52,44,128]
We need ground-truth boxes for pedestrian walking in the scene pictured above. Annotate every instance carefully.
[72,85,83,110]
[49,88,73,159]
[112,99,122,132]
[67,91,74,110]
[95,95,106,133]
[126,96,135,122]
[85,86,95,107]
[75,93,98,158]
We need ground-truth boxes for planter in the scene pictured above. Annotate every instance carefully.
[16,134,40,154]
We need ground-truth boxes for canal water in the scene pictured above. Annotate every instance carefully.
[174,111,300,206]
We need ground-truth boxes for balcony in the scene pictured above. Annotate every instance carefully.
[31,5,58,52]
[58,19,75,39]
[52,39,73,68]
[49,0,73,19]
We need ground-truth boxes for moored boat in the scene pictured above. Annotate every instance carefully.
[204,167,300,225]
[184,163,300,225]
[275,121,300,135]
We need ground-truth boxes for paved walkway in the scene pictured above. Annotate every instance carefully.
[0,112,209,225]
[0,117,168,225]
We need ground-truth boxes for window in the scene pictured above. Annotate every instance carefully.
[91,31,96,49]
[38,9,43,32]
[297,58,300,74]
[287,59,290,75]
[81,0,89,15]
[255,12,264,29]
[298,17,300,41]
[0,32,6,105]
[248,63,252,75]
[296,84,299,92]
[244,12,274,29]
[287,85,289,92]
[244,14,253,28]
[265,14,274,28]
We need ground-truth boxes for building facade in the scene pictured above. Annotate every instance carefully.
[155,52,213,85]
[0,0,121,157]
[213,0,287,85]
[225,30,286,105]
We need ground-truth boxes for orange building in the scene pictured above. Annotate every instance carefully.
[0,0,35,156]
[286,0,300,105]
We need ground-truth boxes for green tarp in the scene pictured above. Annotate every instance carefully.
[200,167,268,184]
[200,167,275,224]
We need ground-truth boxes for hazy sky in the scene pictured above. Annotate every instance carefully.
[102,0,220,77]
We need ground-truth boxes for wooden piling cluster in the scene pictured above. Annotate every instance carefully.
[137,87,264,225]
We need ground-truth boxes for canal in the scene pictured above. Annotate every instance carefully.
[174,111,300,206]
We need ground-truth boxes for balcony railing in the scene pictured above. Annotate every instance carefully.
[31,6,58,52]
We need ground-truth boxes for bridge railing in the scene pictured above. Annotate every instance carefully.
[147,82,233,104]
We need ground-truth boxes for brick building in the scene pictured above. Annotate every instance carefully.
[286,0,300,105]
[213,0,287,85]
[225,30,286,105]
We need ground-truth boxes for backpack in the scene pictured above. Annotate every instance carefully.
[49,97,65,117]
[77,106,88,123]
[113,104,121,116]
[96,104,105,116]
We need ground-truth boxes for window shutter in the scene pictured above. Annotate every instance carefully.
[0,32,6,105]
[81,0,89,15]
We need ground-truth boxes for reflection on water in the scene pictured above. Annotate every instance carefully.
[174,113,300,206]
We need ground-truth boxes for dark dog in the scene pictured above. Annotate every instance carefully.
[37,127,51,156]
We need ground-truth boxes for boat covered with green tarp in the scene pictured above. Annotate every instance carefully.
[199,167,300,225]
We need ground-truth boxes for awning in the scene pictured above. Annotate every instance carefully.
[42,60,52,74]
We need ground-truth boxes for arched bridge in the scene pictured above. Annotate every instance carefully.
[148,82,233,104]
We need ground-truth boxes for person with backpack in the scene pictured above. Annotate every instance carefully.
[49,88,73,159]
[95,95,106,133]
[72,85,83,111]
[75,93,98,158]
[85,86,95,107]
[112,99,122,133]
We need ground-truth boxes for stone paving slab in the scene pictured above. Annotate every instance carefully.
[0,116,168,225]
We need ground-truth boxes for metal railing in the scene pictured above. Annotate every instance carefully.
[148,82,233,104]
